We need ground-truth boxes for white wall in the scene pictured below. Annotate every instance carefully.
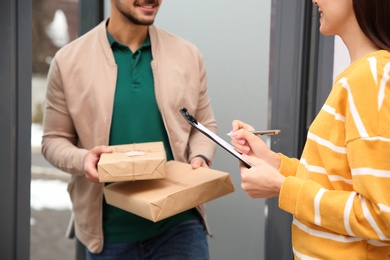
[156,2,271,259]
[333,36,350,81]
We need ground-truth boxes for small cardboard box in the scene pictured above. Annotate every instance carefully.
[98,142,166,182]
[103,160,235,222]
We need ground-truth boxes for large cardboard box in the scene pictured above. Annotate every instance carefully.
[98,142,166,182]
[103,161,235,222]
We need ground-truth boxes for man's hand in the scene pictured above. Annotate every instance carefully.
[83,145,113,183]
[190,156,210,169]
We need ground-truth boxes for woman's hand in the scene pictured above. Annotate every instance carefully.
[240,155,285,198]
[230,120,281,169]
[229,120,256,155]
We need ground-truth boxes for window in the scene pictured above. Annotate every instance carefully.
[31,0,79,259]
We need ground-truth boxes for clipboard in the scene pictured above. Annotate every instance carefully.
[180,108,251,168]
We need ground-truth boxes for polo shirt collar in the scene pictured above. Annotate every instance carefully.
[106,32,151,51]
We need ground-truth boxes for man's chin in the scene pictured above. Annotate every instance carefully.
[138,20,155,26]
[126,16,156,26]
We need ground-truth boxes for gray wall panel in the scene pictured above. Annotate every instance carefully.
[266,1,334,259]
[0,0,32,259]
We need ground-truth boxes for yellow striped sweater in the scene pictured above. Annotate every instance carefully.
[278,50,390,259]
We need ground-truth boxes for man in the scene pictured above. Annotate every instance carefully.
[41,0,217,258]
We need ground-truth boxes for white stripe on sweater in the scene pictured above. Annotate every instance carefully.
[344,192,356,236]
[300,158,327,174]
[293,219,362,243]
[293,247,321,260]
[361,136,390,142]
[328,175,353,184]
[314,188,327,225]
[307,132,346,154]
[322,104,346,122]
[367,57,378,85]
[378,203,390,213]
[301,158,353,184]
[339,78,369,138]
[352,168,390,178]
[361,196,390,240]
[368,239,390,247]
[378,62,390,110]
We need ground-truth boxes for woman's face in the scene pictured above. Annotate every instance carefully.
[312,0,355,37]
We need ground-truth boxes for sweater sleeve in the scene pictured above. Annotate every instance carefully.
[279,149,390,241]
[279,141,390,237]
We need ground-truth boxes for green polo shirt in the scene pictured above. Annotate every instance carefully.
[103,32,198,243]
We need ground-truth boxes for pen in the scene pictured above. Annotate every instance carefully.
[227,129,281,136]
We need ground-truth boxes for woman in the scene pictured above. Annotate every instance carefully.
[230,0,390,258]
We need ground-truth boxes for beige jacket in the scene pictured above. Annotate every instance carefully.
[42,19,217,253]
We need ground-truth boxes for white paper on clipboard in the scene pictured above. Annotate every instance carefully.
[180,108,251,168]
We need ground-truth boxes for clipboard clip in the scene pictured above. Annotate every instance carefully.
[180,108,198,125]
[179,107,251,169]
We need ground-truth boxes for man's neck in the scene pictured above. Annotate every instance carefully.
[107,17,149,53]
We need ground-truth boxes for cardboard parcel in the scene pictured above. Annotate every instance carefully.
[103,160,235,222]
[98,142,166,182]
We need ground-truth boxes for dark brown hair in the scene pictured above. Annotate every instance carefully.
[353,0,390,51]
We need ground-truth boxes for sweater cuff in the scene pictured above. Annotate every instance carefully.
[278,153,299,177]
[279,176,303,215]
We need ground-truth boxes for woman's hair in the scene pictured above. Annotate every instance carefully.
[353,0,390,51]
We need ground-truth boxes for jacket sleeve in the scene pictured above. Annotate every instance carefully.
[187,51,217,163]
[41,56,88,175]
